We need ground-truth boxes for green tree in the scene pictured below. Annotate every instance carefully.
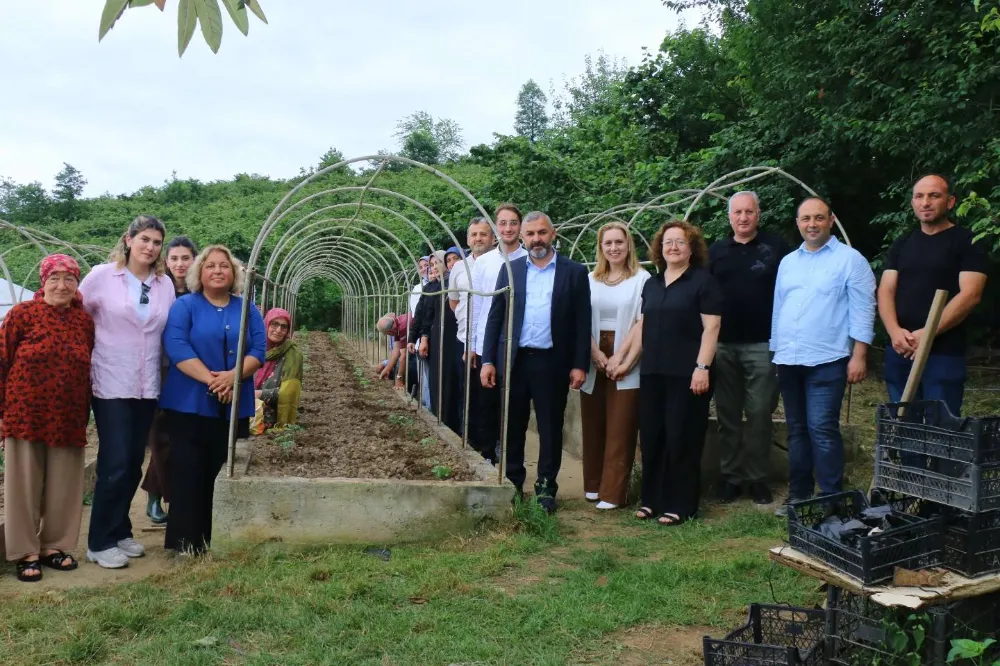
[514,79,549,141]
[401,130,441,166]
[0,178,52,226]
[99,0,268,56]
[394,111,464,162]
[53,163,88,221]
[318,147,345,171]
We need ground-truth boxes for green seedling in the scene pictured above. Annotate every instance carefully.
[387,414,413,427]
[420,437,436,447]
[431,464,452,480]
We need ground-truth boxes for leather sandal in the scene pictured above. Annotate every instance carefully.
[657,513,686,527]
[634,506,654,520]
[39,551,78,571]
[16,558,43,582]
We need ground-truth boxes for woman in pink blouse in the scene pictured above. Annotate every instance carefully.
[79,215,176,570]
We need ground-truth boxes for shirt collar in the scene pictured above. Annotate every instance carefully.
[727,232,760,246]
[796,235,840,254]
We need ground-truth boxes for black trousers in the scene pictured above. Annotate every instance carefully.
[456,341,481,444]
[506,348,569,497]
[638,374,713,519]
[164,410,230,554]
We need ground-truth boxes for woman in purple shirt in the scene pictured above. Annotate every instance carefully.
[79,215,176,570]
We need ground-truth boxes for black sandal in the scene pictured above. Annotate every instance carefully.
[657,513,686,527]
[16,559,43,582]
[39,551,78,571]
[634,506,654,520]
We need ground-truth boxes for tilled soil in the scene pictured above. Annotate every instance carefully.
[248,332,476,481]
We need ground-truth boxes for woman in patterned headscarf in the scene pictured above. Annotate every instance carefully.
[251,308,304,433]
[1,254,95,582]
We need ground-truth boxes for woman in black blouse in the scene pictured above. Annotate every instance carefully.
[618,220,723,525]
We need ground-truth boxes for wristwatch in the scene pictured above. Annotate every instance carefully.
[695,363,710,371]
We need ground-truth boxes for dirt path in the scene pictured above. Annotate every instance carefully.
[249,331,475,481]
[0,452,174,593]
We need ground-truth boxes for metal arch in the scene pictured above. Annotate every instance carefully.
[272,220,416,293]
[232,155,519,485]
[277,237,400,300]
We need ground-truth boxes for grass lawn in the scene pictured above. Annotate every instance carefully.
[0,503,817,666]
[2,373,997,665]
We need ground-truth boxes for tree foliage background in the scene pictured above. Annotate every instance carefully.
[9,0,1000,342]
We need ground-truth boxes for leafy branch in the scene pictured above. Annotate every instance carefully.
[99,0,267,56]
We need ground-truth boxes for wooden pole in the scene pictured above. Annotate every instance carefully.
[896,289,949,418]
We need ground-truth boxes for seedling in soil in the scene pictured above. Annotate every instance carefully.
[274,424,303,451]
[420,437,436,447]
[387,414,413,427]
[431,464,452,480]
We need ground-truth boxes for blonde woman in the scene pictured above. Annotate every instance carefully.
[159,245,266,555]
[79,215,175,569]
[581,222,650,510]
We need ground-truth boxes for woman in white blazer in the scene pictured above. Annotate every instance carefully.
[580,222,650,509]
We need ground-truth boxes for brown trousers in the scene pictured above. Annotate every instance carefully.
[141,411,171,502]
[3,438,85,561]
[580,331,640,505]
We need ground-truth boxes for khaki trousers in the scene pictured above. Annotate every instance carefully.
[3,438,85,561]
[580,331,640,505]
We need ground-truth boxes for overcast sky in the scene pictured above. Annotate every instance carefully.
[0,1,696,197]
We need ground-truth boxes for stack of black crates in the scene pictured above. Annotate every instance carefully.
[703,400,1000,666]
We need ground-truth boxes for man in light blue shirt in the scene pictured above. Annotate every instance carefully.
[770,196,876,516]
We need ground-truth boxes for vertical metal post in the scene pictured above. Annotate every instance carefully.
[227,266,256,478]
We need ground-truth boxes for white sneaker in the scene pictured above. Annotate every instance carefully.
[87,547,129,569]
[116,538,145,558]
[595,501,618,510]
[585,492,599,501]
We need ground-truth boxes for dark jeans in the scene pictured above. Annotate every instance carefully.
[505,348,569,497]
[884,347,966,416]
[88,398,158,551]
[778,359,848,499]
[164,410,230,554]
[638,374,712,519]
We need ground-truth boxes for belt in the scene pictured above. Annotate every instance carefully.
[519,347,553,354]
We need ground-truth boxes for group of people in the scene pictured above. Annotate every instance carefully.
[376,174,988,523]
[1,214,304,583]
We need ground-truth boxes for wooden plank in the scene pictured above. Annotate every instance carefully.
[769,546,1000,609]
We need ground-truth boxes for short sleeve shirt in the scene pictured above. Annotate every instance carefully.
[640,266,724,377]
[709,230,791,343]
[885,225,990,355]
[393,314,409,343]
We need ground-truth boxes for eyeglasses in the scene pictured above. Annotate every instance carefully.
[139,283,151,305]
[662,239,689,248]
[269,322,290,331]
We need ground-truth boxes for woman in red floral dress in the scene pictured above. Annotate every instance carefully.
[1,254,95,582]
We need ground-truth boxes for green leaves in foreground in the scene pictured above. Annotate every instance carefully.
[98,0,267,56]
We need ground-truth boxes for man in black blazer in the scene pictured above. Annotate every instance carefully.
[480,211,591,514]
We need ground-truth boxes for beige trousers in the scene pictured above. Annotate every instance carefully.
[3,438,85,561]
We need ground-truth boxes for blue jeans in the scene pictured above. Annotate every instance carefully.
[883,347,966,416]
[778,359,848,499]
[88,398,158,551]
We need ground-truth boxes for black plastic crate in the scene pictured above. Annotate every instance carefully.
[875,402,1000,512]
[787,490,943,585]
[703,604,826,666]
[826,586,1000,666]
[876,401,1000,465]
[870,490,1000,578]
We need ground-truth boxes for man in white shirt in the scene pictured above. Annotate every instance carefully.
[448,217,495,455]
[469,203,527,463]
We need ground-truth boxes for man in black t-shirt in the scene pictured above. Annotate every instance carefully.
[877,174,989,415]
[708,191,792,505]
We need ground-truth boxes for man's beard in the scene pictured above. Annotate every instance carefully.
[529,243,551,259]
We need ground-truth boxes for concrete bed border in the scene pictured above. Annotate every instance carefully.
[213,388,513,545]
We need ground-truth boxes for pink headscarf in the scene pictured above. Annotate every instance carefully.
[35,254,82,304]
[255,308,292,390]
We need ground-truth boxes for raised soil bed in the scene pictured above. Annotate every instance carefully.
[215,332,510,545]
[247,331,476,482]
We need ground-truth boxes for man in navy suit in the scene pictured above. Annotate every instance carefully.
[480,211,591,514]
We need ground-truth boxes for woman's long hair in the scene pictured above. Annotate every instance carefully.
[592,221,640,283]
[164,236,198,295]
[108,215,167,276]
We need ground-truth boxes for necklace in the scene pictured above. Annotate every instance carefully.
[603,273,627,286]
